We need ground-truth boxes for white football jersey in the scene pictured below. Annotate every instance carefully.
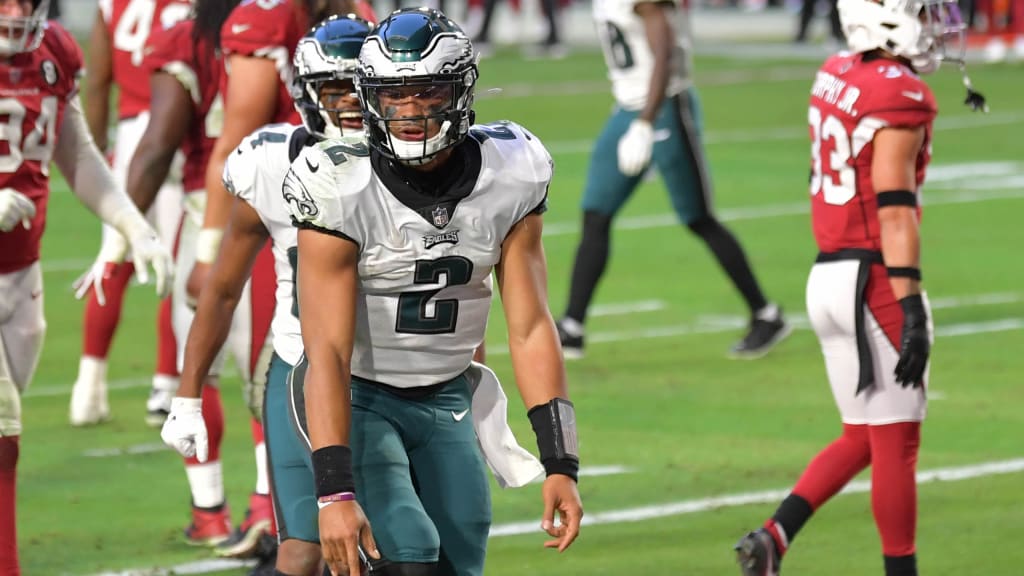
[284,121,552,388]
[223,122,309,366]
[593,0,693,111]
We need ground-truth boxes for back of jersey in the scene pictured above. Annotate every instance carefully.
[808,53,937,254]
[99,0,192,119]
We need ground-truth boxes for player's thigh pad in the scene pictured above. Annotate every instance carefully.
[0,263,46,435]
[580,107,645,216]
[652,90,715,225]
[266,353,318,543]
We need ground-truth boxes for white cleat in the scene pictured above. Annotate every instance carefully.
[69,356,111,427]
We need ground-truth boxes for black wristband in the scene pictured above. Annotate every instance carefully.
[528,398,580,482]
[887,266,922,281]
[312,445,355,498]
[876,190,918,207]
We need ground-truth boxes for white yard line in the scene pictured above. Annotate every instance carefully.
[86,457,1024,575]
[590,300,667,316]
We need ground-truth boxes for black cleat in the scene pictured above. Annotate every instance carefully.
[730,307,792,359]
[556,318,584,360]
[734,528,781,576]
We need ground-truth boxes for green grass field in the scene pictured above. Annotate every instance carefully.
[18,47,1024,575]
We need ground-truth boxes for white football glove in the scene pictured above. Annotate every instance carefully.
[617,119,655,177]
[71,226,129,306]
[160,397,208,462]
[112,209,174,300]
[0,188,36,232]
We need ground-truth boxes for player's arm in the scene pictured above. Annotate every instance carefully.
[126,72,193,213]
[177,199,269,399]
[635,1,673,124]
[83,7,112,151]
[202,56,278,236]
[496,211,582,552]
[873,125,929,387]
[52,98,172,296]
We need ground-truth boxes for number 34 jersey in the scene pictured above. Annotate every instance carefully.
[809,53,936,254]
[284,121,552,388]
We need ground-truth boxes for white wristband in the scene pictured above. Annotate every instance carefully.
[195,228,223,264]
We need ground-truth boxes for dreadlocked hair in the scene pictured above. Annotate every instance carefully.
[303,0,359,26]
[192,0,243,52]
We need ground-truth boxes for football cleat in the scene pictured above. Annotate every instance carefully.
[184,506,232,547]
[734,528,781,576]
[556,318,584,360]
[730,306,791,360]
[215,493,274,558]
[145,385,174,428]
[69,378,110,427]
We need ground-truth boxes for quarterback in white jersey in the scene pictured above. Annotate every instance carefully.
[556,0,789,360]
[159,15,374,574]
[284,9,582,576]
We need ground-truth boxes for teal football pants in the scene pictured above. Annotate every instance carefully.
[582,88,715,225]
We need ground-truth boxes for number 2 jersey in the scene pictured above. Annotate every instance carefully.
[284,122,552,388]
[809,52,937,254]
[593,0,692,111]
[0,22,83,273]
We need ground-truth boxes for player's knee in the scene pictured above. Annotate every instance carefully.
[275,538,321,575]
[0,376,23,437]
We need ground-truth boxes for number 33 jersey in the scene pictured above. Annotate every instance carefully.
[809,53,937,254]
[284,121,552,388]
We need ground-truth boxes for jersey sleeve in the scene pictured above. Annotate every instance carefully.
[44,23,85,100]
[860,64,937,129]
[97,0,114,24]
[224,123,297,204]
[503,121,553,218]
[283,138,372,245]
[144,21,201,105]
[221,0,294,58]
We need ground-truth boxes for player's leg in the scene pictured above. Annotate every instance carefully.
[173,195,231,545]
[409,376,490,576]
[215,243,277,561]
[558,107,644,358]
[863,265,929,576]
[654,89,788,358]
[347,378,441,574]
[736,260,870,575]
[0,263,46,576]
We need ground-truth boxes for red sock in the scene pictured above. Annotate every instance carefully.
[870,422,921,557]
[185,384,224,465]
[0,436,20,576]
[155,297,178,377]
[250,417,264,445]
[81,262,134,358]
[792,423,872,509]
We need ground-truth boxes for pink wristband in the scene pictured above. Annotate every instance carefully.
[317,491,356,510]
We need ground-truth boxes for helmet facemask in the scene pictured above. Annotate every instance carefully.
[0,0,49,56]
[912,0,966,71]
[295,73,362,139]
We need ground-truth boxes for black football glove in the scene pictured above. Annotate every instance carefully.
[894,294,929,388]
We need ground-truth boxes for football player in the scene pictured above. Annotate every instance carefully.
[159,15,373,574]
[68,0,191,428]
[285,9,583,576]
[556,0,790,360]
[0,0,172,573]
[122,0,267,549]
[734,2,986,575]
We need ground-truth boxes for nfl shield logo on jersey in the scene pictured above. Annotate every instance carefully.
[432,205,449,228]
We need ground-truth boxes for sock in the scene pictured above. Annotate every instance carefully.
[155,297,178,377]
[754,303,781,322]
[870,422,921,557]
[884,553,918,576]
[253,421,269,496]
[687,218,768,314]
[559,317,583,337]
[0,436,19,576]
[564,211,613,324]
[185,461,225,509]
[74,356,108,388]
[81,262,134,358]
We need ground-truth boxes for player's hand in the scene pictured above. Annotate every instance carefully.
[617,119,654,177]
[319,500,380,576]
[539,474,583,552]
[127,226,173,300]
[0,188,36,232]
[186,262,211,309]
[71,231,130,305]
[160,397,208,462]
[895,294,930,388]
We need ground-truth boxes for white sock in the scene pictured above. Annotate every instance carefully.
[560,317,584,337]
[151,374,179,393]
[185,461,225,509]
[76,356,107,387]
[254,442,269,495]
[754,303,780,322]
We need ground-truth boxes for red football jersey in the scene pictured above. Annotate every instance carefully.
[99,0,192,119]
[220,0,307,125]
[143,19,225,192]
[0,22,84,273]
[808,53,937,254]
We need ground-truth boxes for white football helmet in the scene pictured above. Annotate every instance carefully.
[0,0,50,56]
[837,0,966,73]
[355,7,478,165]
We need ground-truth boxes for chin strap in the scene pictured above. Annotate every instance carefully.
[959,63,988,113]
